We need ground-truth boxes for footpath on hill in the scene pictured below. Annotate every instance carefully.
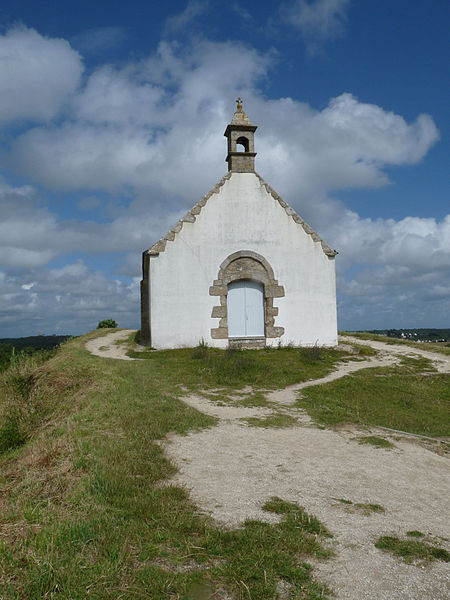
[86,332,450,600]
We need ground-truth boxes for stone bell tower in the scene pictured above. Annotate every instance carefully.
[224,98,257,172]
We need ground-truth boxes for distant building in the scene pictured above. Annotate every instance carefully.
[140,100,338,348]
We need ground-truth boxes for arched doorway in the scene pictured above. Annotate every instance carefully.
[210,250,285,342]
[227,280,264,338]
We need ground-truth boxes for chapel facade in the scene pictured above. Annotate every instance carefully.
[140,100,338,348]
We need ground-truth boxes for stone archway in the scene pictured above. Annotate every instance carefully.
[209,250,285,342]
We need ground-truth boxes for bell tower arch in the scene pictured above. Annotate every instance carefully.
[224,98,257,172]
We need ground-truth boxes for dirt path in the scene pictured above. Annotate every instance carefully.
[161,339,450,599]
[342,335,450,373]
[85,329,137,360]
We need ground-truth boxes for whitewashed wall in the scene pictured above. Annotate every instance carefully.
[149,173,337,348]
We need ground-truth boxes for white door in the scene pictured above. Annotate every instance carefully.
[227,280,264,337]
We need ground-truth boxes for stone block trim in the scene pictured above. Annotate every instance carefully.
[144,171,337,259]
[254,172,338,257]
[210,250,285,341]
[146,172,232,256]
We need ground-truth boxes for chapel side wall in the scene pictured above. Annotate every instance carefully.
[140,251,151,346]
[149,173,337,348]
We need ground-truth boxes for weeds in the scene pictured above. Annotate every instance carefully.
[375,535,450,564]
[191,338,209,359]
[334,498,385,515]
[357,436,394,449]
[243,413,298,428]
[299,345,322,363]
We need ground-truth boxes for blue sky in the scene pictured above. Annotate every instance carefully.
[0,0,449,336]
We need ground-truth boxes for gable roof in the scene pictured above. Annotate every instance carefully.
[146,172,338,257]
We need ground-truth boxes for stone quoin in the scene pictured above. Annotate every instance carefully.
[140,99,338,348]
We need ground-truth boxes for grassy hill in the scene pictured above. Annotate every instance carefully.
[0,333,448,599]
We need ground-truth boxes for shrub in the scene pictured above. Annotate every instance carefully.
[97,319,118,329]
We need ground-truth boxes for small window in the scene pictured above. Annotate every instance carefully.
[236,136,249,152]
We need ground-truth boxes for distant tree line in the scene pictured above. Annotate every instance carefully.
[0,335,72,372]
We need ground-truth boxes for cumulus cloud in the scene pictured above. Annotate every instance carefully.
[8,39,270,199]
[7,38,437,209]
[0,26,83,123]
[0,178,184,269]
[282,0,351,55]
[332,212,450,328]
[0,264,140,336]
[328,212,450,271]
[0,25,447,335]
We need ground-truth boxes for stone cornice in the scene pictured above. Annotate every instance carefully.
[146,171,338,258]
[146,172,232,255]
[254,172,338,257]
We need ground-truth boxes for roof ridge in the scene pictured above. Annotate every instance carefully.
[254,172,338,257]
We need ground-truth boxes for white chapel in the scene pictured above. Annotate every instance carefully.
[140,100,338,348]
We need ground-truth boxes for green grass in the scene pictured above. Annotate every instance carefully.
[243,413,298,428]
[375,536,450,564]
[128,343,351,391]
[357,436,394,449]
[0,332,334,599]
[297,363,450,437]
[341,331,450,356]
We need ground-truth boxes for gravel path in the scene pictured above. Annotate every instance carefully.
[161,339,450,600]
[85,329,137,360]
[85,331,450,598]
[342,335,450,374]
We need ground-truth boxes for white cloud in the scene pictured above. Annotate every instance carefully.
[328,212,450,272]
[7,36,437,208]
[0,26,446,335]
[0,26,83,123]
[333,212,450,329]
[164,1,209,35]
[0,177,184,269]
[253,93,438,205]
[0,263,140,336]
[8,40,270,198]
[282,0,351,55]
